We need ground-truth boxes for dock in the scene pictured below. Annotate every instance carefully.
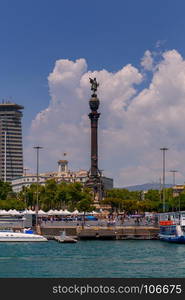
[77,226,159,240]
[40,225,159,240]
[54,235,78,243]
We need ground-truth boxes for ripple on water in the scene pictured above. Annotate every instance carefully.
[0,240,185,277]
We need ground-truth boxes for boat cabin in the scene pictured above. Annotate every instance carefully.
[158,211,185,226]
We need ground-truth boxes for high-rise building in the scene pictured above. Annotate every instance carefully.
[0,102,24,181]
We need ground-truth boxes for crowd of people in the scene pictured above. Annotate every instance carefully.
[38,212,158,227]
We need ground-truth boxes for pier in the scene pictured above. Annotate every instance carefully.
[40,225,159,240]
[54,235,77,243]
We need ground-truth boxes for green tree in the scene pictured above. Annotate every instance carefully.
[101,197,122,212]
[41,179,58,210]
[144,189,160,202]
[172,193,185,211]
[0,181,12,200]
[77,197,95,228]
[55,182,71,209]
[0,198,25,210]
[107,188,132,200]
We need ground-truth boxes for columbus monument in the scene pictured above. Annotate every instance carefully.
[86,77,104,203]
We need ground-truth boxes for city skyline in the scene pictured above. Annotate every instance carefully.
[1,1,185,186]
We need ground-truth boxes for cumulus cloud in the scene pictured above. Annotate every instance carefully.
[141,50,154,71]
[25,49,185,186]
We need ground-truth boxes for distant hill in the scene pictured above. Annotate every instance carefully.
[121,182,173,191]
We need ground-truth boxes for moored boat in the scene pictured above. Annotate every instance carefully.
[54,230,77,243]
[158,211,185,243]
[0,229,47,242]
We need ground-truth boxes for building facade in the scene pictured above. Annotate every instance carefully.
[11,175,48,193]
[0,102,24,181]
[172,184,185,197]
[11,160,113,193]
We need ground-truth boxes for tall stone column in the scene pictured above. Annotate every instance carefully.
[89,99,100,177]
[86,78,103,203]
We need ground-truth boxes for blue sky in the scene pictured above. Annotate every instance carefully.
[0,0,183,123]
[1,0,185,185]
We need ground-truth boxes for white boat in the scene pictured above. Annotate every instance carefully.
[0,229,47,242]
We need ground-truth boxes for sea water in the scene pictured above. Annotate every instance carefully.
[0,240,185,278]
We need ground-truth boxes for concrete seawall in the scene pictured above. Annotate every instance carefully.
[40,226,159,240]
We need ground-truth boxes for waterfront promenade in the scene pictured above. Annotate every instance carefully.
[40,222,159,240]
[40,215,157,227]
[41,225,159,240]
[0,214,159,240]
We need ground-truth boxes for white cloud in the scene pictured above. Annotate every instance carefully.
[25,49,185,187]
[141,50,154,71]
[155,40,166,49]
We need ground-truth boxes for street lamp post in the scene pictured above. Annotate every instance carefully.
[33,146,43,230]
[159,177,162,202]
[160,147,169,212]
[169,170,178,212]
[169,170,178,186]
[179,195,181,213]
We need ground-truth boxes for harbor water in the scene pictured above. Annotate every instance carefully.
[0,240,185,278]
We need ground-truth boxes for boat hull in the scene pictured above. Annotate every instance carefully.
[0,232,47,242]
[159,235,185,243]
[159,211,185,244]
[0,239,47,242]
